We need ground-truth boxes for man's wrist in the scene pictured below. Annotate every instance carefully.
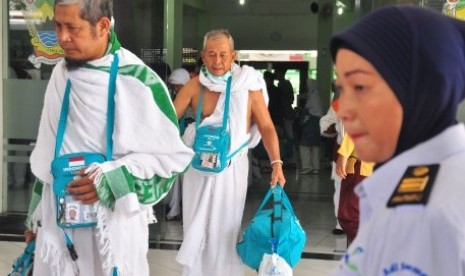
[270,160,283,167]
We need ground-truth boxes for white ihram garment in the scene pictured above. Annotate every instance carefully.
[29,46,193,276]
[176,64,268,276]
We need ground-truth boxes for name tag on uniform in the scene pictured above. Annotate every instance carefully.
[387,164,439,207]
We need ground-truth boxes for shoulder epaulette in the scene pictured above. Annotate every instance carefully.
[387,164,439,208]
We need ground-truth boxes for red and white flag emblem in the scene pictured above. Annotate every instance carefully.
[69,156,85,167]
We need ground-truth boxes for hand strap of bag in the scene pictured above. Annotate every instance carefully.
[272,186,283,239]
[256,185,296,217]
[54,53,119,160]
[255,185,297,239]
[195,76,232,133]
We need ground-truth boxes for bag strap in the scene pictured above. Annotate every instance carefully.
[255,185,293,214]
[54,53,119,160]
[54,79,72,158]
[194,77,248,158]
[255,187,274,214]
[226,139,249,160]
[222,76,232,132]
[194,86,204,129]
[277,185,297,214]
[106,53,119,159]
[254,185,297,238]
[195,76,232,132]
[272,186,283,239]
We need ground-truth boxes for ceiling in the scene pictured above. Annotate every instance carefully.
[203,0,329,16]
[201,0,446,15]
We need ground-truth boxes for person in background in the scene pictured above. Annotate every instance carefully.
[165,68,192,221]
[274,66,294,120]
[335,134,374,244]
[169,68,194,129]
[331,6,465,275]
[183,63,199,79]
[320,95,345,235]
[25,1,193,275]
[274,66,295,162]
[169,68,191,99]
[298,78,323,174]
[264,70,282,128]
[174,29,285,276]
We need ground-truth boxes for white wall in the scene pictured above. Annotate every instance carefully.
[187,2,358,51]
[208,14,318,50]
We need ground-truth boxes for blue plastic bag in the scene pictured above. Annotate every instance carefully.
[237,185,306,270]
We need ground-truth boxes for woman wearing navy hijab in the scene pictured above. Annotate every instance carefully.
[331,5,465,275]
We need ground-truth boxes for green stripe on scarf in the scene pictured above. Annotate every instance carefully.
[25,179,44,230]
[107,29,121,55]
[105,166,135,199]
[133,173,179,204]
[96,166,180,208]
[96,175,116,209]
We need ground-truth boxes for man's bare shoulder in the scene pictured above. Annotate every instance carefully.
[249,89,265,101]
[183,76,201,95]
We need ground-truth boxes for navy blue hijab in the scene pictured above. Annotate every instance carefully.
[330,6,465,160]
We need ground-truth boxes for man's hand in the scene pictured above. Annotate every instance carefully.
[270,163,286,187]
[25,230,36,243]
[67,168,99,204]
[322,123,337,137]
[336,154,347,179]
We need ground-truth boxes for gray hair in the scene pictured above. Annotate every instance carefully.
[54,0,112,25]
[202,29,235,51]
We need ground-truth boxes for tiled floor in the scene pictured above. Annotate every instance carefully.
[1,153,345,275]
[0,241,338,275]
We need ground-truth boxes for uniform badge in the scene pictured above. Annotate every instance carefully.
[387,164,439,207]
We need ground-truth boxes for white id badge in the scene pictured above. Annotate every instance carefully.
[57,195,98,228]
[200,153,218,169]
